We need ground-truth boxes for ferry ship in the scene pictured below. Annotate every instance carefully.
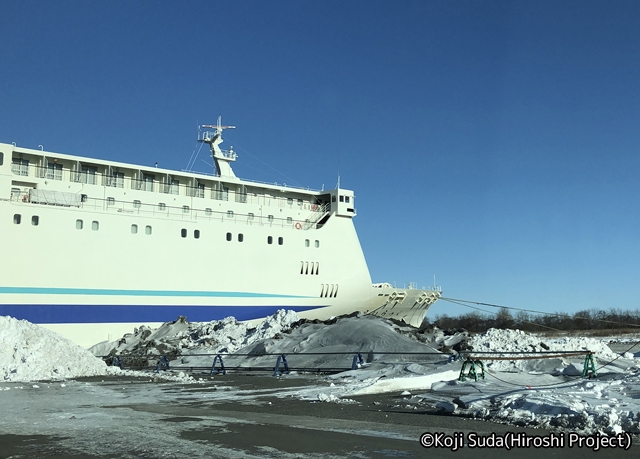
[0,119,440,347]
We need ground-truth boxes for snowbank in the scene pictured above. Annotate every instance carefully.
[0,316,110,382]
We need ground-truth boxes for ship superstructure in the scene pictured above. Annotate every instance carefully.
[0,119,440,347]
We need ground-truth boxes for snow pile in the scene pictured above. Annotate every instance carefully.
[468,328,621,372]
[0,316,109,382]
[206,314,444,372]
[91,309,300,358]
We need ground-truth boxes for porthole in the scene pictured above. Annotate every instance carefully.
[267,236,273,244]
[278,237,283,245]
[145,225,152,235]
[194,230,200,239]
[131,224,138,234]
[315,240,320,248]
[31,215,39,226]
[92,221,99,231]
[226,232,232,241]
[238,233,244,242]
[305,239,310,247]
[13,214,21,225]
[76,219,83,230]
[181,228,187,238]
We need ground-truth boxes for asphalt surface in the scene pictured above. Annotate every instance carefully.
[1,373,638,458]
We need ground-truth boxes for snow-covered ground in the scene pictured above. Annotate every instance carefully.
[2,312,640,437]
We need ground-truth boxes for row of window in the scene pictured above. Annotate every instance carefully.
[12,213,320,247]
[13,214,38,226]
[301,262,319,275]
[76,219,100,231]
[11,158,321,208]
[320,284,339,298]
[106,197,302,224]
[181,228,200,238]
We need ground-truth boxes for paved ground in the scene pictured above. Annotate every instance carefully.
[1,374,638,458]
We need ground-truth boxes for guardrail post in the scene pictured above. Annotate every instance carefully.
[351,352,364,370]
[582,352,597,379]
[156,355,170,373]
[274,354,289,376]
[458,358,485,382]
[111,355,122,369]
[210,354,226,375]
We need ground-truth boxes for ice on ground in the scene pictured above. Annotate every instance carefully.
[0,316,110,382]
[3,311,640,436]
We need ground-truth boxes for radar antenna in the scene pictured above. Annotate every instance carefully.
[198,116,238,178]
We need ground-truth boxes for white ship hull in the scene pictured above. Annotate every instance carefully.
[0,125,439,347]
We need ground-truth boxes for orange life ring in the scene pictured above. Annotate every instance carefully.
[295,222,302,230]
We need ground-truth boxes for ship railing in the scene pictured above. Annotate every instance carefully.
[80,195,317,229]
[303,202,331,230]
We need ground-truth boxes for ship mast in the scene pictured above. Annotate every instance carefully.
[198,116,237,178]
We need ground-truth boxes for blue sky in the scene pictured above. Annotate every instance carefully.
[2,1,640,319]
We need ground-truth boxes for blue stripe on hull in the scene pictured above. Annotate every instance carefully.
[0,305,323,324]
[0,286,310,298]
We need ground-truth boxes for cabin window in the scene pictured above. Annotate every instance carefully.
[133,200,141,209]
[13,214,21,224]
[12,158,29,176]
[227,210,234,218]
[205,208,212,216]
[0,152,3,165]
[181,228,187,238]
[145,225,152,235]
[183,205,190,214]
[305,239,310,247]
[332,195,336,202]
[143,174,154,192]
[193,182,205,198]
[31,216,39,226]
[287,217,293,224]
[238,233,244,242]
[345,196,350,203]
[80,165,97,185]
[194,230,200,239]
[315,240,320,248]
[278,237,283,245]
[158,203,166,211]
[107,197,115,205]
[92,221,99,231]
[339,195,344,202]
[131,224,138,234]
[267,236,273,244]
[109,171,124,188]
[226,232,232,241]
[76,219,83,230]
[170,179,179,195]
[46,163,62,181]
